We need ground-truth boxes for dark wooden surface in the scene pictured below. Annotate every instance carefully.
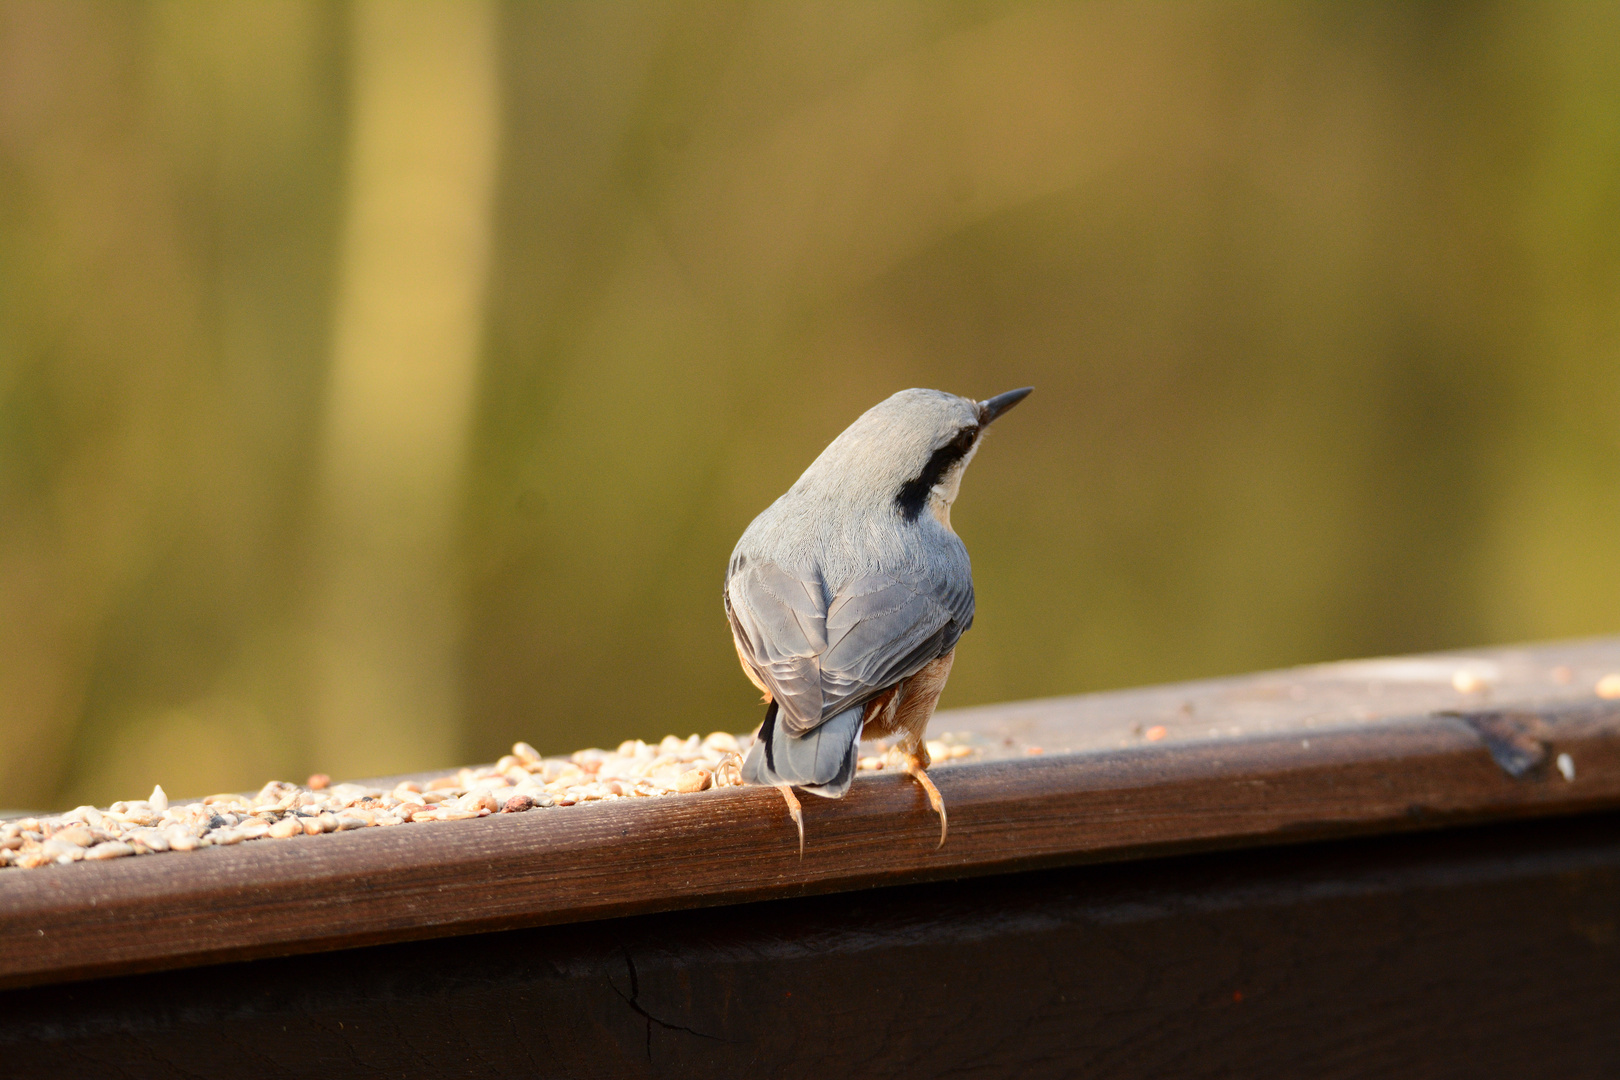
[3,812,1618,1079]
[5,637,1620,990]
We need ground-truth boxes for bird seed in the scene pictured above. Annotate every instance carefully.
[0,728,979,873]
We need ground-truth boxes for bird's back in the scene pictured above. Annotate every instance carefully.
[726,467,974,738]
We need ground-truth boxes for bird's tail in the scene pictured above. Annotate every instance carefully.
[741,700,862,798]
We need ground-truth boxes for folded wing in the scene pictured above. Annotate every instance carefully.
[725,555,973,736]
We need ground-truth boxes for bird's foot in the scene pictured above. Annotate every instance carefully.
[774,783,804,856]
[889,750,947,847]
[714,750,744,788]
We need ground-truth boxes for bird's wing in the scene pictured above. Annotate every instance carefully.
[727,556,973,737]
[725,558,829,730]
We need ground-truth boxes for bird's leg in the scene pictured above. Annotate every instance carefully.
[881,650,955,848]
[774,783,804,856]
[887,742,947,847]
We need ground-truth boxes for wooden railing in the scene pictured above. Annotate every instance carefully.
[7,636,1620,989]
[4,637,1620,1077]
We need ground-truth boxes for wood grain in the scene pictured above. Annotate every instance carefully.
[4,637,1620,990]
[6,814,1619,1078]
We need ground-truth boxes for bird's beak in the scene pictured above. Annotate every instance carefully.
[978,387,1033,425]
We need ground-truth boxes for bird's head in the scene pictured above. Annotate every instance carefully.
[802,386,1032,528]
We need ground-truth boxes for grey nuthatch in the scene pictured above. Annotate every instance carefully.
[726,386,1033,848]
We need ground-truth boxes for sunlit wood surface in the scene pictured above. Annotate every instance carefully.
[3,637,1620,991]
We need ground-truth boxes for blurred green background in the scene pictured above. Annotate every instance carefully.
[1,1,1616,809]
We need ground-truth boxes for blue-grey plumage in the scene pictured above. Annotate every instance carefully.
[726,386,1032,848]
[748,700,864,797]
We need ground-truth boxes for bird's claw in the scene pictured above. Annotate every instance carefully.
[895,753,948,847]
[774,783,804,856]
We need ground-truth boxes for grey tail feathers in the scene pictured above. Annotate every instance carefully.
[741,700,862,798]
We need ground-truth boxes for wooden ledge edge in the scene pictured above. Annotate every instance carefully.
[4,691,1620,991]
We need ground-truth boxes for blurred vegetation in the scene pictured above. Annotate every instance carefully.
[1,2,1617,809]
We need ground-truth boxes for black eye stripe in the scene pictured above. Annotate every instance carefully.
[894,425,979,522]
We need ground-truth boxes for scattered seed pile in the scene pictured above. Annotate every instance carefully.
[0,732,979,872]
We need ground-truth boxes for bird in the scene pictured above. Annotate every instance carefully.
[724,386,1032,850]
